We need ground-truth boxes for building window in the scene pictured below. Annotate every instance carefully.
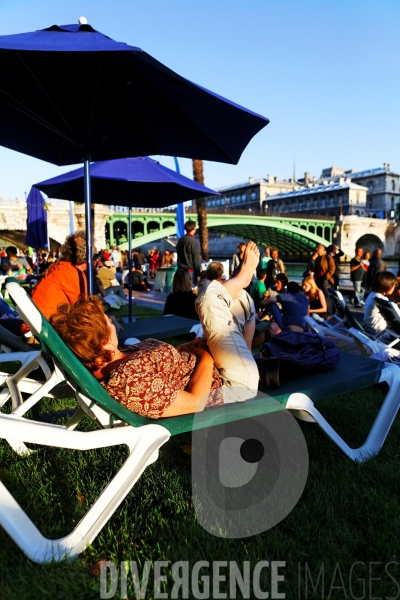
[391,197,395,210]
[356,193,360,204]
[250,191,257,201]
[329,196,333,206]
[241,194,246,201]
[392,180,396,191]
[211,199,216,207]
[368,181,374,192]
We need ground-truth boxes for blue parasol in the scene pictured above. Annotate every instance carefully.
[35,156,219,320]
[26,186,48,250]
[0,20,269,291]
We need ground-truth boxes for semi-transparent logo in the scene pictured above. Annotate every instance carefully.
[192,389,309,538]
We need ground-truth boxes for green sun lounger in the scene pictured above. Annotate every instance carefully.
[1,278,400,563]
[118,315,201,344]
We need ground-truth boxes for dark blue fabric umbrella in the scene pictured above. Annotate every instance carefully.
[34,157,218,206]
[25,186,48,249]
[0,21,269,291]
[35,156,219,320]
[0,23,268,166]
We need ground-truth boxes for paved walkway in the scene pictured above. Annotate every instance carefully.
[132,288,167,311]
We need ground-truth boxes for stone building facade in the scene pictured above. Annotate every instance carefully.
[203,163,399,219]
[263,179,368,218]
[205,175,301,212]
[342,164,399,218]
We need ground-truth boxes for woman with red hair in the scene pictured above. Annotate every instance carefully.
[50,242,261,418]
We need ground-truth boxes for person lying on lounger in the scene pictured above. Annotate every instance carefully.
[50,242,261,419]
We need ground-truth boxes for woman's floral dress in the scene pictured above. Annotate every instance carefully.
[100,338,223,419]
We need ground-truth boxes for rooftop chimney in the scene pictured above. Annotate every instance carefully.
[268,174,274,184]
[249,176,254,184]
[304,171,311,185]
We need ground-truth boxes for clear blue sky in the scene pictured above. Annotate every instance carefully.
[0,0,399,199]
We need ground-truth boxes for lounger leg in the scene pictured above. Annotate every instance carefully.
[286,364,400,461]
[0,415,170,562]
[0,351,44,407]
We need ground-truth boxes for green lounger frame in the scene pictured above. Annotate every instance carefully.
[1,278,400,563]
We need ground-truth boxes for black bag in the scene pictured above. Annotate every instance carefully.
[257,331,340,388]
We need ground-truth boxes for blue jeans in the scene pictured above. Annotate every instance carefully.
[353,280,364,306]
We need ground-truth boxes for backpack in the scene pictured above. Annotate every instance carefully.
[257,331,340,388]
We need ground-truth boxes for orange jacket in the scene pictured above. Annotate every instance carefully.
[32,261,87,320]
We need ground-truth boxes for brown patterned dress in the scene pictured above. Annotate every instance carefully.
[100,338,223,419]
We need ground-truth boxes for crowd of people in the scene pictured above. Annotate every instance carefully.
[1,226,400,421]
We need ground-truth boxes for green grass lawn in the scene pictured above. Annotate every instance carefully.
[0,336,399,598]
[108,304,163,321]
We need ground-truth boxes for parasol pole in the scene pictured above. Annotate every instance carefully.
[128,206,133,322]
[84,155,94,294]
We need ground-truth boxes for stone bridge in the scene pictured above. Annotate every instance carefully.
[106,212,336,255]
[0,199,398,258]
[0,198,112,250]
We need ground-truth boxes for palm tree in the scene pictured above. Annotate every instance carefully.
[192,159,209,261]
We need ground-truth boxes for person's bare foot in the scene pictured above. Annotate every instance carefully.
[241,241,260,277]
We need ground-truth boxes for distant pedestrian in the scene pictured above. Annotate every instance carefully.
[162,249,174,267]
[265,248,285,287]
[303,248,318,278]
[134,248,145,271]
[314,244,336,314]
[260,246,271,269]
[365,248,387,292]
[250,268,268,310]
[350,247,365,308]
[231,243,246,277]
[176,220,201,283]
[327,244,344,289]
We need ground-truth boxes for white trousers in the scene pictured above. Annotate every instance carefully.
[195,280,259,403]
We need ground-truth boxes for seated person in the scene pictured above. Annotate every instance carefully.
[302,276,327,322]
[163,269,198,320]
[97,258,127,301]
[1,245,33,279]
[266,272,288,298]
[124,266,151,292]
[262,281,309,331]
[363,271,397,336]
[50,242,261,417]
[250,269,268,311]
[32,232,88,320]
[258,273,288,319]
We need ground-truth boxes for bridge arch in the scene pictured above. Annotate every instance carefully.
[147,220,160,234]
[110,214,333,253]
[112,220,127,245]
[162,220,175,229]
[355,233,384,254]
[132,221,144,237]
